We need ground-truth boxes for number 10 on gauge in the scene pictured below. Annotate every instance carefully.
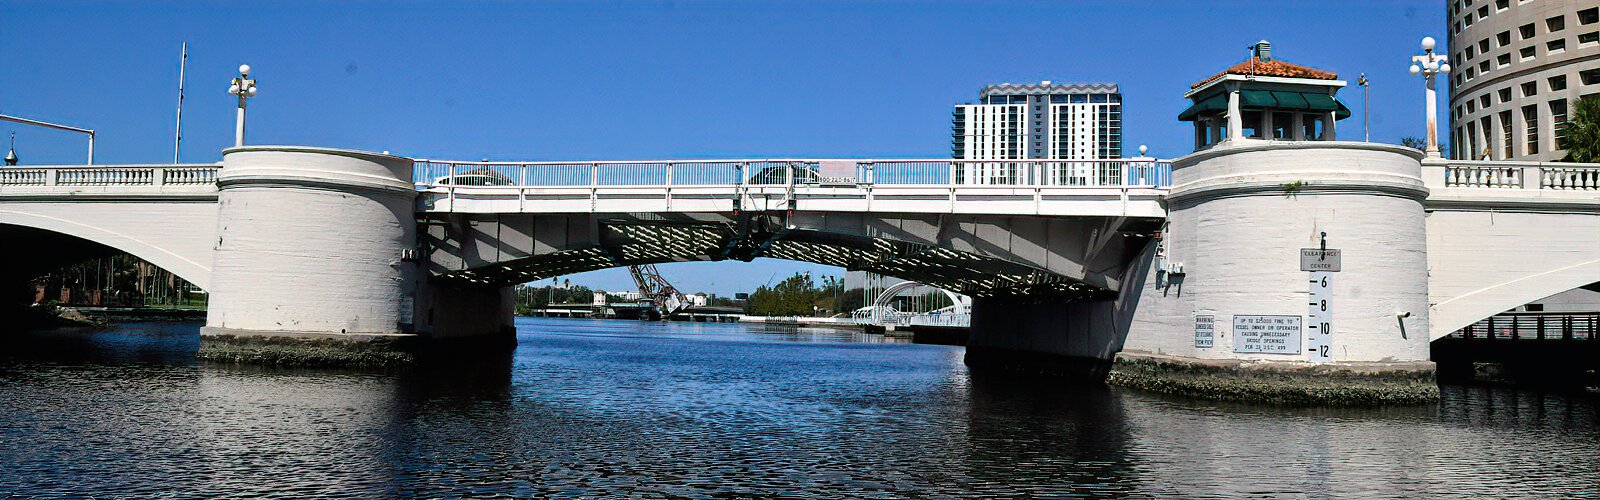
[1307,271,1333,363]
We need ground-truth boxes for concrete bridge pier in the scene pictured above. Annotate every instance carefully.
[964,242,1154,380]
[1108,142,1439,405]
[966,143,1443,405]
[198,146,513,367]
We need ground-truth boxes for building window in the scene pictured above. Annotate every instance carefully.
[1521,81,1537,97]
[1519,46,1536,59]
[1495,0,1507,10]
[1579,7,1598,25]
[1302,115,1323,141]
[1550,75,1568,91]
[1548,15,1565,32]
[1480,116,1493,159]
[1523,104,1538,155]
[1466,46,1476,59]
[1497,31,1511,46]
[1582,68,1600,85]
[1241,111,1264,139]
[1581,31,1599,45]
[1467,121,1478,159]
[1480,60,1491,74]
[1479,5,1488,18]
[1519,23,1535,39]
[1479,38,1491,53]
[1480,95,1491,108]
[1500,110,1514,159]
[1466,13,1475,26]
[1466,68,1477,80]
[1271,111,1293,139]
[1497,53,1511,67]
[1548,38,1567,52]
[1498,87,1512,102]
[1551,99,1569,150]
[1468,100,1477,113]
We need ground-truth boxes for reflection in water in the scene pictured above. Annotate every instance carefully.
[962,373,1136,497]
[1,318,1597,497]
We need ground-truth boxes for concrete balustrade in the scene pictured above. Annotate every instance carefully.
[1426,160,1600,190]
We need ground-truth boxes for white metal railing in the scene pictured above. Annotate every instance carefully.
[0,165,219,188]
[412,158,1173,190]
[1436,160,1600,191]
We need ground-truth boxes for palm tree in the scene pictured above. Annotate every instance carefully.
[1561,95,1600,163]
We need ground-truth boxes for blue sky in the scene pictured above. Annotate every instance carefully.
[1,0,1447,296]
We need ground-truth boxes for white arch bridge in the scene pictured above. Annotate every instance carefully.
[0,149,1594,362]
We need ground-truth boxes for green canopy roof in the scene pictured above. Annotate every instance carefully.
[1178,90,1352,121]
[1177,94,1227,121]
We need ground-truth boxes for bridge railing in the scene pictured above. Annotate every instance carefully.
[412,158,1173,189]
[0,165,220,188]
[1431,160,1600,191]
[1448,312,1599,341]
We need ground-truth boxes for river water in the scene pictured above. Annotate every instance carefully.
[1,318,1596,498]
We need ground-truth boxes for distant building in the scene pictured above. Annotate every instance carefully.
[951,81,1123,162]
[1448,0,1600,161]
[687,293,709,307]
[615,290,642,301]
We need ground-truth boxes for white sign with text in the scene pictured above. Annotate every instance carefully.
[1232,315,1302,354]
[1194,314,1215,349]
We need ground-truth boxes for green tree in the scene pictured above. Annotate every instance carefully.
[1561,95,1600,163]
[1399,136,1449,158]
[745,272,840,316]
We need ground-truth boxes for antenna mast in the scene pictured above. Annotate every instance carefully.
[173,42,188,163]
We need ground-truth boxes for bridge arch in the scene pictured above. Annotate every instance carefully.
[1430,260,1600,340]
[0,205,217,290]
[872,280,966,311]
[419,213,1158,302]
[425,212,1156,301]
[852,280,971,325]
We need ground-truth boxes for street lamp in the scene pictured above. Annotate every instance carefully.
[1357,73,1370,142]
[228,64,259,147]
[1409,37,1450,158]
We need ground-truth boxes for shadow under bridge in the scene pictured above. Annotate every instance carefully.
[423,210,1161,298]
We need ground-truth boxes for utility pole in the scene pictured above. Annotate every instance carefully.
[173,42,188,163]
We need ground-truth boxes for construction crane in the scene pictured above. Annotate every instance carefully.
[628,264,688,320]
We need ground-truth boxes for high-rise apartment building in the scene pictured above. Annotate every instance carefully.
[1448,0,1600,161]
[951,81,1123,160]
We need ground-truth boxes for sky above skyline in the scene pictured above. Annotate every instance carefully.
[1,0,1448,296]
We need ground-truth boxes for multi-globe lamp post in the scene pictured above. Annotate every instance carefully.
[228,64,258,147]
[1409,37,1451,158]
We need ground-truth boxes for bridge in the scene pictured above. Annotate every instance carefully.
[1,143,1596,402]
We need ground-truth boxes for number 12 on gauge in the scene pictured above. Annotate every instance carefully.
[1307,271,1333,363]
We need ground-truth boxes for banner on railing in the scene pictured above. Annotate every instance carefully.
[817,160,857,186]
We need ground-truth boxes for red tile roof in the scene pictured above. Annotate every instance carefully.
[1191,59,1338,89]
